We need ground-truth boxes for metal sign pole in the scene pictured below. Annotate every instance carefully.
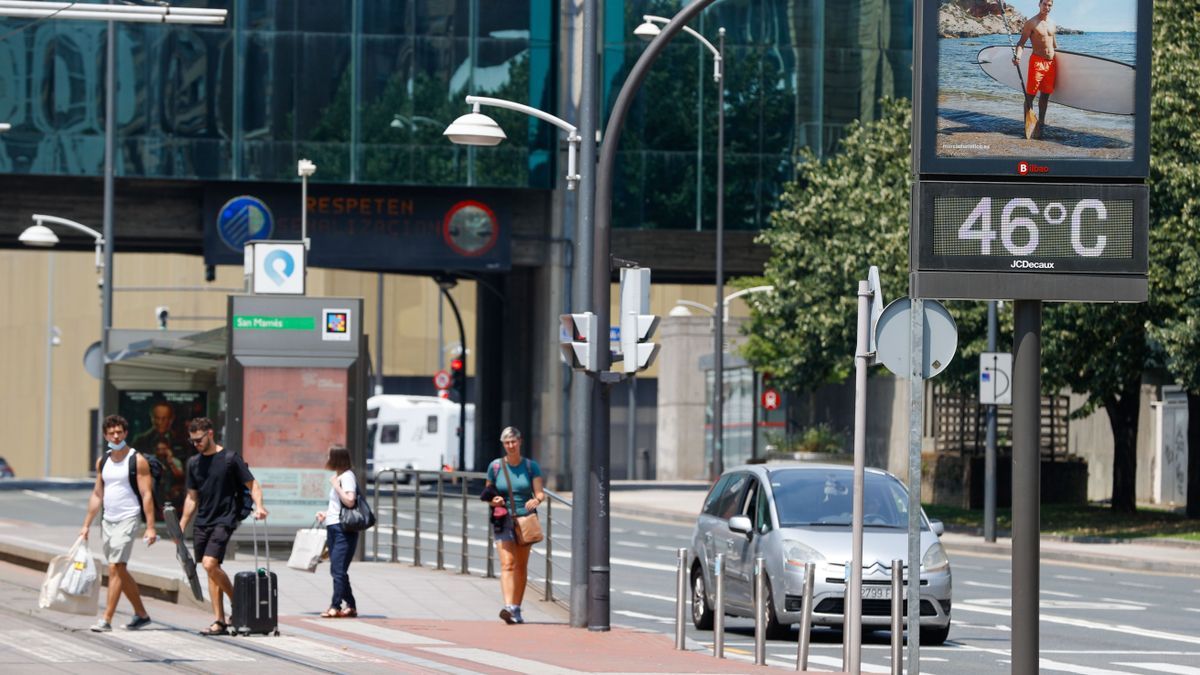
[985,301,998,542]
[848,279,871,672]
[906,297,924,673]
[1012,299,1042,674]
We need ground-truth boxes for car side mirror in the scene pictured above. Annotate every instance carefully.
[930,519,945,536]
[728,515,753,538]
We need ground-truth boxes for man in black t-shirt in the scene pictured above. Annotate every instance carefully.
[179,417,267,636]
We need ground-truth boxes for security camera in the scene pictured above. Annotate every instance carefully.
[297,158,317,177]
[155,306,169,330]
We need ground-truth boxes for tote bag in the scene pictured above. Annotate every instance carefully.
[287,523,328,572]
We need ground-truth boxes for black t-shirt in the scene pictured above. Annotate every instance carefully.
[186,449,254,528]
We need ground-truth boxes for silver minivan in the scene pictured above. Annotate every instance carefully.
[689,463,952,645]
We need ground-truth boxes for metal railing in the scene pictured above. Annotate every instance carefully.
[369,468,574,604]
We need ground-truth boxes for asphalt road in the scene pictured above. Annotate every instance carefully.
[6,487,1200,674]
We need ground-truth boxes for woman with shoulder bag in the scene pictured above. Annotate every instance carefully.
[482,427,545,625]
[315,445,358,618]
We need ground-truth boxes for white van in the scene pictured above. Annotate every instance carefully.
[366,395,476,479]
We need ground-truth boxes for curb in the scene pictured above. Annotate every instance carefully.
[0,479,94,491]
[941,538,1200,577]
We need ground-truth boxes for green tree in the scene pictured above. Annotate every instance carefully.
[1146,0,1200,518]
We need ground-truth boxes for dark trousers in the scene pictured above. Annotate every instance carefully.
[327,523,358,610]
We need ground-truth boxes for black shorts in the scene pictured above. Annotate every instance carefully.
[194,524,233,564]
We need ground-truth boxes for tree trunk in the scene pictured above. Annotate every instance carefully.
[1188,391,1200,519]
[1104,382,1140,514]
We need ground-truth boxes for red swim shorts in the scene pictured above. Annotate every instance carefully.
[1025,53,1056,96]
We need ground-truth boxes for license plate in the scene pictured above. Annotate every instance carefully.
[862,585,892,600]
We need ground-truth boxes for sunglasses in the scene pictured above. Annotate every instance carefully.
[188,434,208,445]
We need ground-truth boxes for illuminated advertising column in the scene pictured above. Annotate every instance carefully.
[226,295,368,533]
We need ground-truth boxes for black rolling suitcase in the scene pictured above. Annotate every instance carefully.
[231,518,279,636]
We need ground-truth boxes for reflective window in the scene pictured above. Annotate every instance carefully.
[380,424,400,444]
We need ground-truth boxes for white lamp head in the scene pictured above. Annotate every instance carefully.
[297,158,317,177]
[19,222,59,247]
[443,111,507,146]
[634,20,661,41]
[0,122,11,133]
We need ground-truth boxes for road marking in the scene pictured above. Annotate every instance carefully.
[1101,597,1152,607]
[1053,574,1093,582]
[2,629,121,662]
[964,580,1009,590]
[1117,581,1162,590]
[301,619,450,645]
[1113,665,1200,674]
[964,597,1143,611]
[1185,608,1200,614]
[1043,590,1081,598]
[613,609,674,623]
[104,630,255,661]
[620,589,676,603]
[805,654,892,673]
[953,621,1011,632]
[1033,658,1133,674]
[957,602,1200,646]
[617,541,649,549]
[21,489,85,508]
[422,647,582,674]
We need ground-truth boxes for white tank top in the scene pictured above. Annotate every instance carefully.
[102,450,142,522]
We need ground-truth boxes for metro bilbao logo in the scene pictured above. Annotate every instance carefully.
[1011,259,1055,269]
[1017,161,1050,175]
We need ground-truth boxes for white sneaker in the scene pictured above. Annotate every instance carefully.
[90,619,112,632]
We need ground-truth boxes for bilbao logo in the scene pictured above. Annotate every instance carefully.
[1017,161,1049,175]
[1010,259,1055,270]
[217,196,274,252]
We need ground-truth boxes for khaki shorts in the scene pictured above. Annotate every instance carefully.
[102,516,141,564]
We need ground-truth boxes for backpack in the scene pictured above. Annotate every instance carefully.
[101,450,164,523]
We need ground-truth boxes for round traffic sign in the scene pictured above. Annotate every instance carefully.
[433,369,451,389]
[761,388,781,411]
[873,298,958,379]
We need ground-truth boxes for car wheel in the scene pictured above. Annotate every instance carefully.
[761,581,790,641]
[919,621,950,646]
[691,564,714,630]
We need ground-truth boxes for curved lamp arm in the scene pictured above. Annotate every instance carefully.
[643,15,723,82]
[32,213,105,272]
[722,285,774,308]
[463,95,582,190]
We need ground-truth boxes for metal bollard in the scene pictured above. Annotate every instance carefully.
[754,556,766,665]
[460,477,469,574]
[544,497,553,601]
[372,476,381,560]
[675,548,688,650]
[891,559,903,675]
[713,553,725,658]
[796,562,815,671]
[436,474,445,570]
[390,472,399,563]
[413,471,422,567]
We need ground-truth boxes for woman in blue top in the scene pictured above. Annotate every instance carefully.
[484,426,545,625]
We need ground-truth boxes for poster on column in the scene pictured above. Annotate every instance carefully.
[240,367,348,526]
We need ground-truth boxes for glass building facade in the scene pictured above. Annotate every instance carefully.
[0,0,912,232]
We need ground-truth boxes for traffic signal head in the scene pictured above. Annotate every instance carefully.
[450,357,466,399]
[560,312,600,372]
[619,267,660,373]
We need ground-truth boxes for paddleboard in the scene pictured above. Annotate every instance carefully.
[976,46,1135,115]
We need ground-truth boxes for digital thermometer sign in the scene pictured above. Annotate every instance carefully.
[912,182,1147,301]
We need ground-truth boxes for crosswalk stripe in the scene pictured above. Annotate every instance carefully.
[302,618,450,645]
[957,602,1200,646]
[1113,664,1200,674]
[104,630,255,661]
[1035,657,1135,674]
[3,629,121,663]
[422,647,583,674]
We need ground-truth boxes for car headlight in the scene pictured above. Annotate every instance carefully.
[783,540,826,569]
[921,542,949,572]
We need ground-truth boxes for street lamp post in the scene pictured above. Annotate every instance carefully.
[298,159,316,250]
[635,16,726,479]
[20,214,105,476]
[443,95,581,191]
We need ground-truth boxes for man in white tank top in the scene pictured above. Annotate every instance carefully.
[79,415,158,632]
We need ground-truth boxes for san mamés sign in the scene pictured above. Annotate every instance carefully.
[203,182,523,272]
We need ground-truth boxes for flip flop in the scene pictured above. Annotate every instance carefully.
[337,608,358,618]
[199,620,228,636]
[319,608,340,618]
[1025,109,1037,139]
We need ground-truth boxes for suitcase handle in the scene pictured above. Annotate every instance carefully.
[249,516,273,622]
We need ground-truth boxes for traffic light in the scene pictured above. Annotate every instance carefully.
[450,356,466,401]
[560,312,600,372]
[619,267,660,373]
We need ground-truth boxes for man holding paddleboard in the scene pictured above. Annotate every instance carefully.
[1013,0,1058,140]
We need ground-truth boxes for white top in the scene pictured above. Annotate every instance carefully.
[102,450,142,522]
[324,470,358,526]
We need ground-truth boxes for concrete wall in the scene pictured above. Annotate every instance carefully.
[655,314,712,480]
[1067,382,1161,504]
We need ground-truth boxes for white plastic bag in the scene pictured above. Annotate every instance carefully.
[59,539,98,596]
[287,526,327,573]
[39,537,101,615]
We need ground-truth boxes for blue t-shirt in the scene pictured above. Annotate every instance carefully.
[487,458,542,517]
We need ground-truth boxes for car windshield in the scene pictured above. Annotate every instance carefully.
[771,470,920,529]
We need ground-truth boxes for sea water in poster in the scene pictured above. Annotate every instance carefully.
[241,367,348,526]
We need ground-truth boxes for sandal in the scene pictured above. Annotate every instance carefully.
[200,620,228,636]
[319,608,340,618]
[336,608,358,618]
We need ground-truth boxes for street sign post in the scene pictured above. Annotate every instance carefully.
[979,352,1012,405]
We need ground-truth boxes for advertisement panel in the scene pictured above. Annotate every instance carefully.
[916,0,1151,178]
[117,390,209,511]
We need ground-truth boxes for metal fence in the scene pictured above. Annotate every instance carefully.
[369,468,573,605]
